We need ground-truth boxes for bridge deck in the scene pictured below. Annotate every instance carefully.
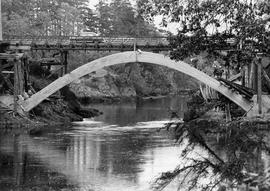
[4,36,170,51]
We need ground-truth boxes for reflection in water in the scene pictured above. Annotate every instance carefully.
[0,96,187,191]
[89,96,187,126]
[0,125,182,191]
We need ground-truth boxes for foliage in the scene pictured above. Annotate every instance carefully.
[2,0,89,36]
[94,0,161,36]
[154,119,270,190]
[2,0,161,37]
[138,0,270,61]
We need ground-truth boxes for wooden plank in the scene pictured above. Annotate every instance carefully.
[2,71,14,74]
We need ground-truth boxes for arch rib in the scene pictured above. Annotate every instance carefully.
[21,51,252,112]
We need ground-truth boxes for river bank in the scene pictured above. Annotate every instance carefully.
[0,95,101,129]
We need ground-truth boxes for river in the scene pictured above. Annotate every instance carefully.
[0,96,189,191]
[2,96,270,191]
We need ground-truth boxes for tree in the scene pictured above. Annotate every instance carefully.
[137,0,270,60]
[95,0,114,36]
[110,0,136,36]
[95,0,160,36]
[2,0,90,36]
[80,7,99,33]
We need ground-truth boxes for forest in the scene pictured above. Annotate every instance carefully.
[2,0,162,37]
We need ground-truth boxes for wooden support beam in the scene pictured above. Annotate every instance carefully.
[1,62,14,69]
[241,66,245,86]
[226,103,231,122]
[13,59,18,113]
[63,51,68,74]
[262,69,270,90]
[245,65,249,88]
[0,59,4,91]
[13,58,25,113]
[0,0,2,41]
[249,60,255,89]
[253,62,258,91]
[60,50,64,76]
[257,58,262,114]
[22,55,29,92]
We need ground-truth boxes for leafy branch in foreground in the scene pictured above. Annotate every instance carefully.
[153,120,270,190]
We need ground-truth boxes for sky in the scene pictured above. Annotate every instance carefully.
[87,0,99,9]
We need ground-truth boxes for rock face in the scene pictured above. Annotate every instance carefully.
[70,63,198,100]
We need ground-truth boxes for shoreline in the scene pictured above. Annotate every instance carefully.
[0,92,192,131]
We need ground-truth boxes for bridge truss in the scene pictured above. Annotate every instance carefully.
[4,35,171,51]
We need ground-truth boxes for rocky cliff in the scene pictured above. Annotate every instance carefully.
[70,63,198,102]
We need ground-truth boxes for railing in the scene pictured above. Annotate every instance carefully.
[4,35,171,51]
[4,35,169,44]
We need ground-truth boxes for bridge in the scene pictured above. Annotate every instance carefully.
[1,34,270,117]
[4,35,170,51]
[16,51,269,117]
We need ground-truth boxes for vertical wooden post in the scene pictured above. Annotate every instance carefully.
[18,58,24,95]
[0,59,3,92]
[41,50,45,58]
[0,0,2,41]
[253,63,258,91]
[247,63,251,88]
[23,55,30,92]
[60,50,64,76]
[244,65,249,87]
[257,57,262,114]
[133,38,137,51]
[13,59,18,113]
[241,66,245,86]
[225,59,230,80]
[64,51,68,74]
[226,103,231,122]
[13,57,25,113]
[249,60,255,89]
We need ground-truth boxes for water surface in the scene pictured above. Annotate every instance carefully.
[0,96,188,191]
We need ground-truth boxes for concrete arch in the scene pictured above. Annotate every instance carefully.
[21,51,252,112]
